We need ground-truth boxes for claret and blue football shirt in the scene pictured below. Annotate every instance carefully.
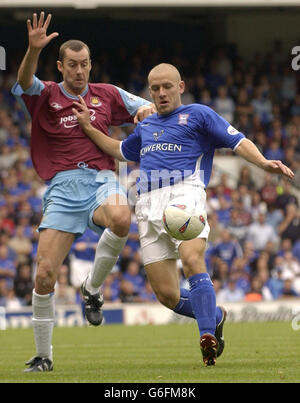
[120,104,245,193]
[11,75,149,180]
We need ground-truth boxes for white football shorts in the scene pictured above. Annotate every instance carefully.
[135,179,210,266]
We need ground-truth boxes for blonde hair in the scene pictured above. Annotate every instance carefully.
[148,63,181,83]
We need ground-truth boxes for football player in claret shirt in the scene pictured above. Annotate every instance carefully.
[11,11,154,372]
[73,63,294,366]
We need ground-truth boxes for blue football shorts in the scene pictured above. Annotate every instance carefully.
[38,168,127,237]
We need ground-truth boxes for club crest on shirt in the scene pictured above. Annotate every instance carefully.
[178,113,189,125]
[90,96,102,107]
[153,129,164,141]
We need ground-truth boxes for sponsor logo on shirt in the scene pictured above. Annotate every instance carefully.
[59,110,96,128]
[140,142,182,156]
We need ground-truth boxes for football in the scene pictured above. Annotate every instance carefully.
[162,197,206,241]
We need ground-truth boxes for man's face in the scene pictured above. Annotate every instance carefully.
[148,70,184,115]
[57,47,91,95]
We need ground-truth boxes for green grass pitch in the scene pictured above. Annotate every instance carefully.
[0,321,299,383]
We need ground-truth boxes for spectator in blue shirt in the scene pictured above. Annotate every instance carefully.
[264,139,285,161]
[267,259,285,299]
[217,276,245,303]
[139,280,157,302]
[69,228,99,290]
[251,87,273,125]
[0,243,16,289]
[123,259,145,295]
[126,214,140,254]
[230,258,251,293]
[0,279,8,307]
[280,278,299,298]
[215,196,232,227]
[292,239,300,263]
[212,229,243,271]
[102,272,121,302]
[205,60,225,97]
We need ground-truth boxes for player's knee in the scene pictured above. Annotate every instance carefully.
[35,259,56,294]
[181,251,205,275]
[108,206,131,237]
[155,287,179,310]
[181,252,200,268]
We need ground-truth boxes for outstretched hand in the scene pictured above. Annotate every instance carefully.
[27,11,59,50]
[262,160,294,180]
[72,96,91,131]
[235,139,295,181]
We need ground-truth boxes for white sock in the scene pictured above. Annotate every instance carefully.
[32,290,55,360]
[86,229,128,294]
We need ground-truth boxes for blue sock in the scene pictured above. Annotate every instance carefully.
[173,288,195,318]
[188,273,216,337]
[174,288,223,327]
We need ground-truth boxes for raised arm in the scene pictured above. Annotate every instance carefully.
[235,138,294,180]
[72,96,123,161]
[17,12,59,90]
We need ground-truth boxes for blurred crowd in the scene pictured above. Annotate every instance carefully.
[0,40,300,308]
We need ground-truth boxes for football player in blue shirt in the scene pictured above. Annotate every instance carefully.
[73,63,294,366]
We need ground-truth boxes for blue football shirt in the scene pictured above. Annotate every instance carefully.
[120,104,245,193]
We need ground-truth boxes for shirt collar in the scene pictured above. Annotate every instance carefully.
[58,82,88,99]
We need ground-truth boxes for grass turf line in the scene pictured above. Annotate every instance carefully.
[0,321,299,383]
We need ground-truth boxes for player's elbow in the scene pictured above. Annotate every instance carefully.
[17,75,33,92]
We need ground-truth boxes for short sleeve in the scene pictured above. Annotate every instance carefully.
[114,86,150,116]
[105,85,149,127]
[120,125,142,162]
[11,75,45,97]
[200,106,245,150]
[11,75,48,119]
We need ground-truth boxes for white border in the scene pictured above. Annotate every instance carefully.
[1,0,300,8]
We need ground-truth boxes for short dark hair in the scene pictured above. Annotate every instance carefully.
[58,40,91,62]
